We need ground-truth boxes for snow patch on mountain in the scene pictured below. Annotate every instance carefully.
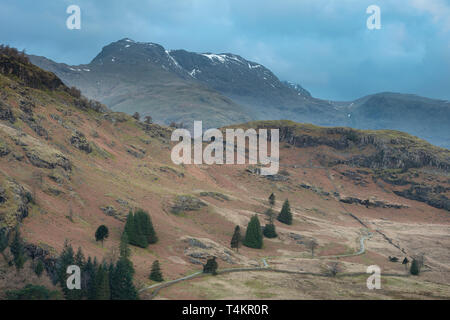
[165,50,182,69]
[202,53,226,63]
[189,69,201,78]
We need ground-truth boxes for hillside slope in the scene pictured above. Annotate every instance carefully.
[1,50,449,299]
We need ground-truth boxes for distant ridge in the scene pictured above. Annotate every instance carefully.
[28,38,450,148]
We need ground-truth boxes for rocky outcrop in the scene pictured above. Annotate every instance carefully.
[100,205,125,221]
[24,243,58,283]
[126,145,145,158]
[171,195,206,214]
[199,192,229,201]
[0,178,32,229]
[299,183,332,197]
[0,102,15,124]
[20,114,49,139]
[394,185,450,211]
[70,131,92,153]
[340,196,408,209]
[25,146,71,171]
[250,122,450,171]
[182,237,238,265]
[0,138,10,156]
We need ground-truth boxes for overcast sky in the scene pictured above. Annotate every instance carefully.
[1,0,449,101]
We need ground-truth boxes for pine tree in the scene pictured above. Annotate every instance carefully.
[10,228,25,271]
[84,257,97,300]
[124,211,134,240]
[75,247,85,267]
[277,199,292,225]
[243,215,263,249]
[0,229,8,256]
[125,211,147,248]
[95,225,109,246]
[263,223,277,238]
[95,264,111,300]
[34,260,44,278]
[230,226,241,252]
[110,231,137,300]
[149,260,164,282]
[410,259,420,275]
[110,257,138,300]
[119,232,131,260]
[135,209,157,244]
[58,240,80,300]
[203,257,218,275]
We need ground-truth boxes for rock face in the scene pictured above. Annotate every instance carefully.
[394,185,450,211]
[299,183,331,197]
[249,122,450,171]
[182,237,239,265]
[126,145,145,158]
[100,205,125,221]
[171,195,206,214]
[70,131,92,153]
[24,243,58,283]
[339,196,408,209]
[0,123,72,171]
[0,138,11,156]
[25,145,71,171]
[0,102,15,123]
[0,177,32,229]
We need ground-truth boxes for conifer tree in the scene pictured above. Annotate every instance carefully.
[410,259,420,276]
[119,232,134,276]
[243,215,263,249]
[0,229,8,257]
[125,211,147,248]
[10,228,25,271]
[34,260,44,278]
[110,230,137,300]
[149,260,164,282]
[95,264,111,300]
[110,257,138,300]
[84,257,97,300]
[135,209,157,244]
[277,199,293,225]
[263,223,277,238]
[119,232,131,260]
[124,211,134,238]
[58,240,78,300]
[75,247,85,268]
[230,226,241,252]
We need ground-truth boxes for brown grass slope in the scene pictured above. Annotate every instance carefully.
[1,51,449,299]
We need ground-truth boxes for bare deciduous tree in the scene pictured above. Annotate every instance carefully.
[325,262,342,277]
[306,239,318,258]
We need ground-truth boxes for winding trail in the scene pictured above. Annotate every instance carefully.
[140,164,414,298]
[140,232,374,298]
